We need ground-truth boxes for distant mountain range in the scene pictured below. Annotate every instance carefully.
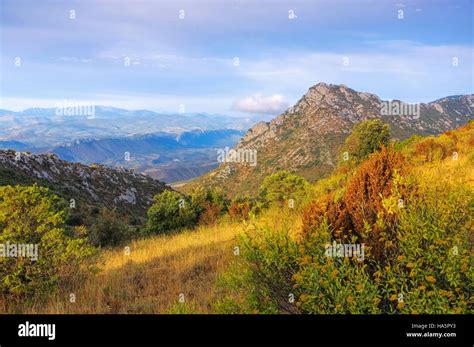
[0,129,245,183]
[188,83,474,195]
[0,106,270,147]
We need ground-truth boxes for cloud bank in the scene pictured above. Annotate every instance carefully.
[233,94,289,114]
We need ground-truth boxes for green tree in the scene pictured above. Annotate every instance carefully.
[189,187,229,226]
[258,171,310,209]
[0,184,96,298]
[89,208,131,247]
[146,190,197,235]
[342,119,391,165]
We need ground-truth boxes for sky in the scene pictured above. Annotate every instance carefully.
[0,0,473,116]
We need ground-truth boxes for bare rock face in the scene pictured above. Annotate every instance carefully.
[189,82,473,196]
[241,121,270,143]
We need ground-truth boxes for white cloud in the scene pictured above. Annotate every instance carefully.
[232,94,289,114]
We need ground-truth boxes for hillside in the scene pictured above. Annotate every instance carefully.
[186,83,473,196]
[0,150,169,220]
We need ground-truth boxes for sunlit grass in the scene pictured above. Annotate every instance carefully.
[21,222,243,314]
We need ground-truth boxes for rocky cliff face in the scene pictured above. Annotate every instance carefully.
[0,150,169,217]
[188,83,473,196]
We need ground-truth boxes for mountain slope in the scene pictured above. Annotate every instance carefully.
[0,150,169,219]
[186,83,473,196]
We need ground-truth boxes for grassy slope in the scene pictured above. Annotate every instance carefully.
[11,208,301,314]
[20,223,240,313]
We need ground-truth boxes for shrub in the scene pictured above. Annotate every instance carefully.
[146,190,197,235]
[374,181,473,314]
[295,179,473,314]
[258,171,310,209]
[197,201,222,226]
[0,185,96,299]
[341,119,391,166]
[89,208,132,247]
[414,136,457,163]
[214,225,301,314]
[295,220,381,314]
[343,146,409,232]
[301,193,352,239]
[190,187,229,225]
[303,146,411,262]
[228,200,251,221]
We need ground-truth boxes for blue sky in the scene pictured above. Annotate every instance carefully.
[0,0,472,116]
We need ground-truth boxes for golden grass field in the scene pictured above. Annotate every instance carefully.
[25,223,242,313]
[17,208,301,314]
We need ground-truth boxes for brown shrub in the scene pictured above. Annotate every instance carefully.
[301,146,409,262]
[228,202,250,221]
[198,202,221,226]
[344,146,407,233]
[301,194,331,236]
[301,194,353,240]
[415,139,447,162]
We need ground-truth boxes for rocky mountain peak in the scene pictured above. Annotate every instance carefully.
[293,82,381,116]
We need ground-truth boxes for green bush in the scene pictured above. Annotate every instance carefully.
[0,184,96,299]
[190,187,229,225]
[217,166,473,314]
[89,208,132,247]
[214,224,301,314]
[375,182,473,314]
[190,187,229,213]
[145,190,197,235]
[341,119,391,166]
[258,171,310,209]
[294,220,381,314]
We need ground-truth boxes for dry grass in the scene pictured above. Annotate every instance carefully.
[21,222,243,314]
[1,207,301,314]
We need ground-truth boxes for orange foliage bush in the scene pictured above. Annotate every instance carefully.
[228,202,250,221]
[414,138,453,162]
[198,202,221,226]
[344,146,408,233]
[302,146,409,261]
[301,194,352,239]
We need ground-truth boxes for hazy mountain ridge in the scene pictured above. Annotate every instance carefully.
[0,106,270,147]
[188,83,474,195]
[0,129,245,183]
